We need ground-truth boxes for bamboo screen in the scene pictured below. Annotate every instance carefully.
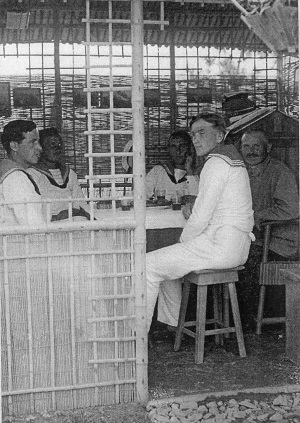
[0,73,280,178]
[0,39,292,180]
[1,226,137,415]
[1,0,147,416]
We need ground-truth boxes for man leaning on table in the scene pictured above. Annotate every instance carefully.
[0,119,46,226]
[146,112,255,332]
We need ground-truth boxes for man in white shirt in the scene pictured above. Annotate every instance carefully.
[28,127,90,221]
[146,129,199,201]
[146,113,254,332]
[0,119,45,226]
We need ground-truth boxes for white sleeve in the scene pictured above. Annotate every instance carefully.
[180,158,229,242]
[145,166,164,198]
[186,175,199,196]
[69,169,86,200]
[68,169,90,211]
[3,172,46,226]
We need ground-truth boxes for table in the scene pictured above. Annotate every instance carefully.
[94,206,186,230]
[94,206,186,250]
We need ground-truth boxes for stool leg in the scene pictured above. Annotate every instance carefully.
[212,285,222,345]
[223,284,230,339]
[174,279,190,351]
[228,282,246,358]
[256,285,266,335]
[195,284,207,364]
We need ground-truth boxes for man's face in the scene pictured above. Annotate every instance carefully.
[42,135,64,164]
[169,137,191,167]
[12,128,42,168]
[190,119,222,157]
[240,133,270,166]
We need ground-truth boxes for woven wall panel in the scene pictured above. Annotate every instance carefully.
[0,67,297,179]
[1,229,136,415]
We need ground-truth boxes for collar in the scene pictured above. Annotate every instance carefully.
[32,161,69,180]
[246,156,271,177]
[206,144,245,167]
[160,162,187,184]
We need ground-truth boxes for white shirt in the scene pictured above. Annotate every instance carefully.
[28,167,88,219]
[146,165,199,200]
[0,170,45,226]
[181,156,254,243]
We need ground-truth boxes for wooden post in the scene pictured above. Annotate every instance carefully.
[170,25,177,132]
[277,53,284,112]
[131,0,148,403]
[53,4,62,132]
[280,268,300,366]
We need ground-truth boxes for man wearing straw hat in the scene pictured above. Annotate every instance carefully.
[0,119,46,226]
[146,112,254,334]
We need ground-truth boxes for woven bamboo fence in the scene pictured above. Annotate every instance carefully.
[2,72,297,178]
[1,223,138,416]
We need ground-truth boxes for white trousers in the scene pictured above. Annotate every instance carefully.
[146,225,252,331]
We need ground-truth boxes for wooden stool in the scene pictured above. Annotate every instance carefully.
[174,266,246,364]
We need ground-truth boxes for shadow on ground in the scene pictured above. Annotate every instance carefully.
[148,322,300,401]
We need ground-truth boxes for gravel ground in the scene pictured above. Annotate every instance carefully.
[147,391,300,423]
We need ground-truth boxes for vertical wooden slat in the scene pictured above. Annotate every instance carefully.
[113,228,120,403]
[53,4,62,133]
[68,231,77,408]
[46,233,56,409]
[169,25,176,133]
[277,53,284,112]
[25,235,34,412]
[131,0,148,403]
[108,0,117,212]
[85,0,96,219]
[3,236,13,415]
[90,229,99,405]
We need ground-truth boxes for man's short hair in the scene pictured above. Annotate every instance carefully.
[169,129,193,146]
[190,112,227,134]
[1,119,37,154]
[39,127,62,148]
[241,128,270,145]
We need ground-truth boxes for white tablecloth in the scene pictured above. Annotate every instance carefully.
[94,206,186,230]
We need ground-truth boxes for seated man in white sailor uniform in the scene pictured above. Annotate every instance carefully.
[146,113,254,332]
[146,129,199,201]
[28,127,91,222]
[0,119,46,226]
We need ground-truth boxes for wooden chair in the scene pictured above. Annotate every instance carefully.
[256,218,300,335]
[174,266,246,364]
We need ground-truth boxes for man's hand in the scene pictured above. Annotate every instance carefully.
[184,155,194,175]
[182,202,193,220]
[254,213,262,231]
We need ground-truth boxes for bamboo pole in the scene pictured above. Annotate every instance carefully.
[169,24,177,132]
[131,0,148,403]
[1,379,137,397]
[3,237,13,415]
[46,233,56,409]
[277,53,284,111]
[53,4,62,132]
[68,231,77,408]
[228,0,250,15]
[25,235,34,412]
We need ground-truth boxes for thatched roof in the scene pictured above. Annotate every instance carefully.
[0,0,269,51]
